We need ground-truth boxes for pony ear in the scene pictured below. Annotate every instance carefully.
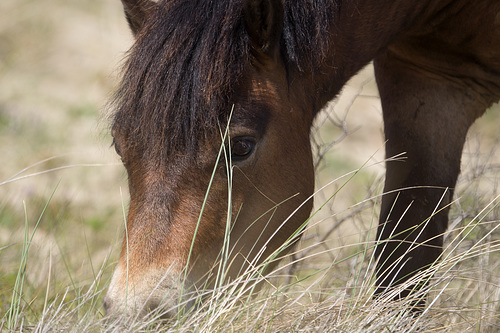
[121,0,156,36]
[244,0,284,60]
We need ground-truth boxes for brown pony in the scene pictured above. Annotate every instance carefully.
[104,0,500,317]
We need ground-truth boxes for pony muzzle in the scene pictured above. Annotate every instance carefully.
[104,264,191,319]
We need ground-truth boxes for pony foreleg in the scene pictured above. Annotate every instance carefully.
[373,47,487,307]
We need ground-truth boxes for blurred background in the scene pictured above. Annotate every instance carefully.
[0,0,132,310]
[1,0,498,320]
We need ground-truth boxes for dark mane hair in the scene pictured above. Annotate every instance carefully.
[111,0,334,160]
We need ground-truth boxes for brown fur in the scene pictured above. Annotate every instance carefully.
[105,0,500,317]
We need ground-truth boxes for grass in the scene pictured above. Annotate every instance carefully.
[0,202,498,332]
[1,131,498,331]
[1,1,499,332]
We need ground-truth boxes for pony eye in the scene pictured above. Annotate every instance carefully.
[231,137,256,160]
[112,138,122,157]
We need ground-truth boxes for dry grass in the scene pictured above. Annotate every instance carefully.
[1,1,499,332]
[1,181,498,332]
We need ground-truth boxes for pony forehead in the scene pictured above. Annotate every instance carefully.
[110,0,333,159]
[111,0,249,158]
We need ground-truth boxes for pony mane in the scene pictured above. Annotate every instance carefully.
[111,0,334,160]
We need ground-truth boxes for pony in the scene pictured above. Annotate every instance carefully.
[104,0,500,317]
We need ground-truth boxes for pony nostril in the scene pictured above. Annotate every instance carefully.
[103,296,112,315]
[145,298,177,318]
[146,299,159,311]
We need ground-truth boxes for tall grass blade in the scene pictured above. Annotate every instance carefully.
[5,182,60,329]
